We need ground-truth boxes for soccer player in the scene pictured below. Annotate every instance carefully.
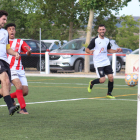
[86,24,122,99]
[0,10,20,116]
[5,23,31,114]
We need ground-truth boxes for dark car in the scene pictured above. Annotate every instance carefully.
[21,39,49,71]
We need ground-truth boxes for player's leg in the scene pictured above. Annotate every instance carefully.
[17,73,29,114]
[88,67,106,93]
[11,78,28,112]
[22,86,28,96]
[105,65,115,99]
[10,70,28,114]
[0,71,19,115]
[17,69,28,97]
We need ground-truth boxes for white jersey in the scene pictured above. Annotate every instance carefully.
[0,28,9,63]
[87,36,111,68]
[7,39,30,71]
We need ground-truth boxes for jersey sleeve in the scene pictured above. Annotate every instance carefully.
[107,42,111,50]
[87,38,95,50]
[7,35,9,44]
[6,35,10,50]
[21,41,31,53]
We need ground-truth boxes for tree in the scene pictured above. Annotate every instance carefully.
[92,11,119,40]
[116,15,139,50]
[38,0,89,41]
[79,0,131,72]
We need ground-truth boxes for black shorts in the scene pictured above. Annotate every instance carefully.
[96,65,113,78]
[0,60,11,83]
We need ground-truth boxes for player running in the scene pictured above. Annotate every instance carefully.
[0,10,20,116]
[5,23,31,114]
[86,24,122,99]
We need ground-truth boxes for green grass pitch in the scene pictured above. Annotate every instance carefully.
[0,76,138,140]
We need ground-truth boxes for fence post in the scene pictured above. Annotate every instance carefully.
[45,52,50,74]
[112,53,116,76]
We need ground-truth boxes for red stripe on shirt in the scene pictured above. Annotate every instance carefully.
[10,39,21,69]
[16,56,21,70]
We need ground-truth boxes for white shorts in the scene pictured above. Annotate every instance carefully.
[11,70,28,86]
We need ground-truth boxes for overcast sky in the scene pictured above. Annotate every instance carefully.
[116,0,140,17]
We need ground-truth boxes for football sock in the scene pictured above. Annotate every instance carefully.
[10,92,17,98]
[90,79,100,89]
[16,90,26,109]
[107,81,114,95]
[11,98,15,104]
[0,94,3,98]
[4,95,14,109]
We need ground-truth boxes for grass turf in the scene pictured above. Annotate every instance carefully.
[0,76,137,140]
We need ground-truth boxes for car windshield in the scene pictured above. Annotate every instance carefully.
[44,43,52,48]
[131,49,139,54]
[122,49,132,54]
[37,42,48,49]
[24,40,37,49]
[51,44,60,51]
[60,40,85,50]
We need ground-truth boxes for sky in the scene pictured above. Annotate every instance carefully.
[116,0,140,17]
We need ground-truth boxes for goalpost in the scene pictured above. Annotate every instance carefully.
[136,22,140,140]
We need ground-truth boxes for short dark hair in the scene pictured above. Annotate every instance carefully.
[98,24,105,28]
[5,23,16,30]
[0,10,8,18]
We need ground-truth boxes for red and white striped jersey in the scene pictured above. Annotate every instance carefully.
[7,39,31,70]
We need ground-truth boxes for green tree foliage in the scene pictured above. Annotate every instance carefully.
[0,0,28,38]
[38,0,89,41]
[0,0,89,40]
[116,15,139,50]
[93,12,119,40]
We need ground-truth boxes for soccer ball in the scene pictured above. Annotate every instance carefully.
[125,73,138,87]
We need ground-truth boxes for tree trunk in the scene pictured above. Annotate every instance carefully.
[69,22,73,41]
[84,9,94,73]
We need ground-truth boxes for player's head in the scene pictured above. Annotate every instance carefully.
[0,10,8,28]
[5,23,16,39]
[98,24,106,38]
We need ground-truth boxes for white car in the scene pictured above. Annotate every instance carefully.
[41,40,67,51]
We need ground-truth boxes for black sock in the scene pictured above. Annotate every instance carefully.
[4,95,13,109]
[0,94,3,98]
[11,98,15,104]
[90,79,100,89]
[107,81,114,95]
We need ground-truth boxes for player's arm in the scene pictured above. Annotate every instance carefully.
[25,47,31,56]
[21,41,31,56]
[85,48,94,54]
[107,41,122,53]
[6,45,20,60]
[6,35,20,59]
[85,38,95,54]
[107,48,122,53]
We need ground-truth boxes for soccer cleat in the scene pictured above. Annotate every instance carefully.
[9,105,20,116]
[17,108,29,114]
[87,80,92,93]
[106,95,115,99]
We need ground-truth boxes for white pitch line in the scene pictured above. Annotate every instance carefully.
[0,98,137,107]
[28,82,130,87]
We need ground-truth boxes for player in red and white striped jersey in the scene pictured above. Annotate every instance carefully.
[8,39,30,71]
[5,23,31,114]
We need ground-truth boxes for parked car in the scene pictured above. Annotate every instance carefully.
[49,38,126,73]
[21,39,49,71]
[41,40,67,51]
[131,49,139,54]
